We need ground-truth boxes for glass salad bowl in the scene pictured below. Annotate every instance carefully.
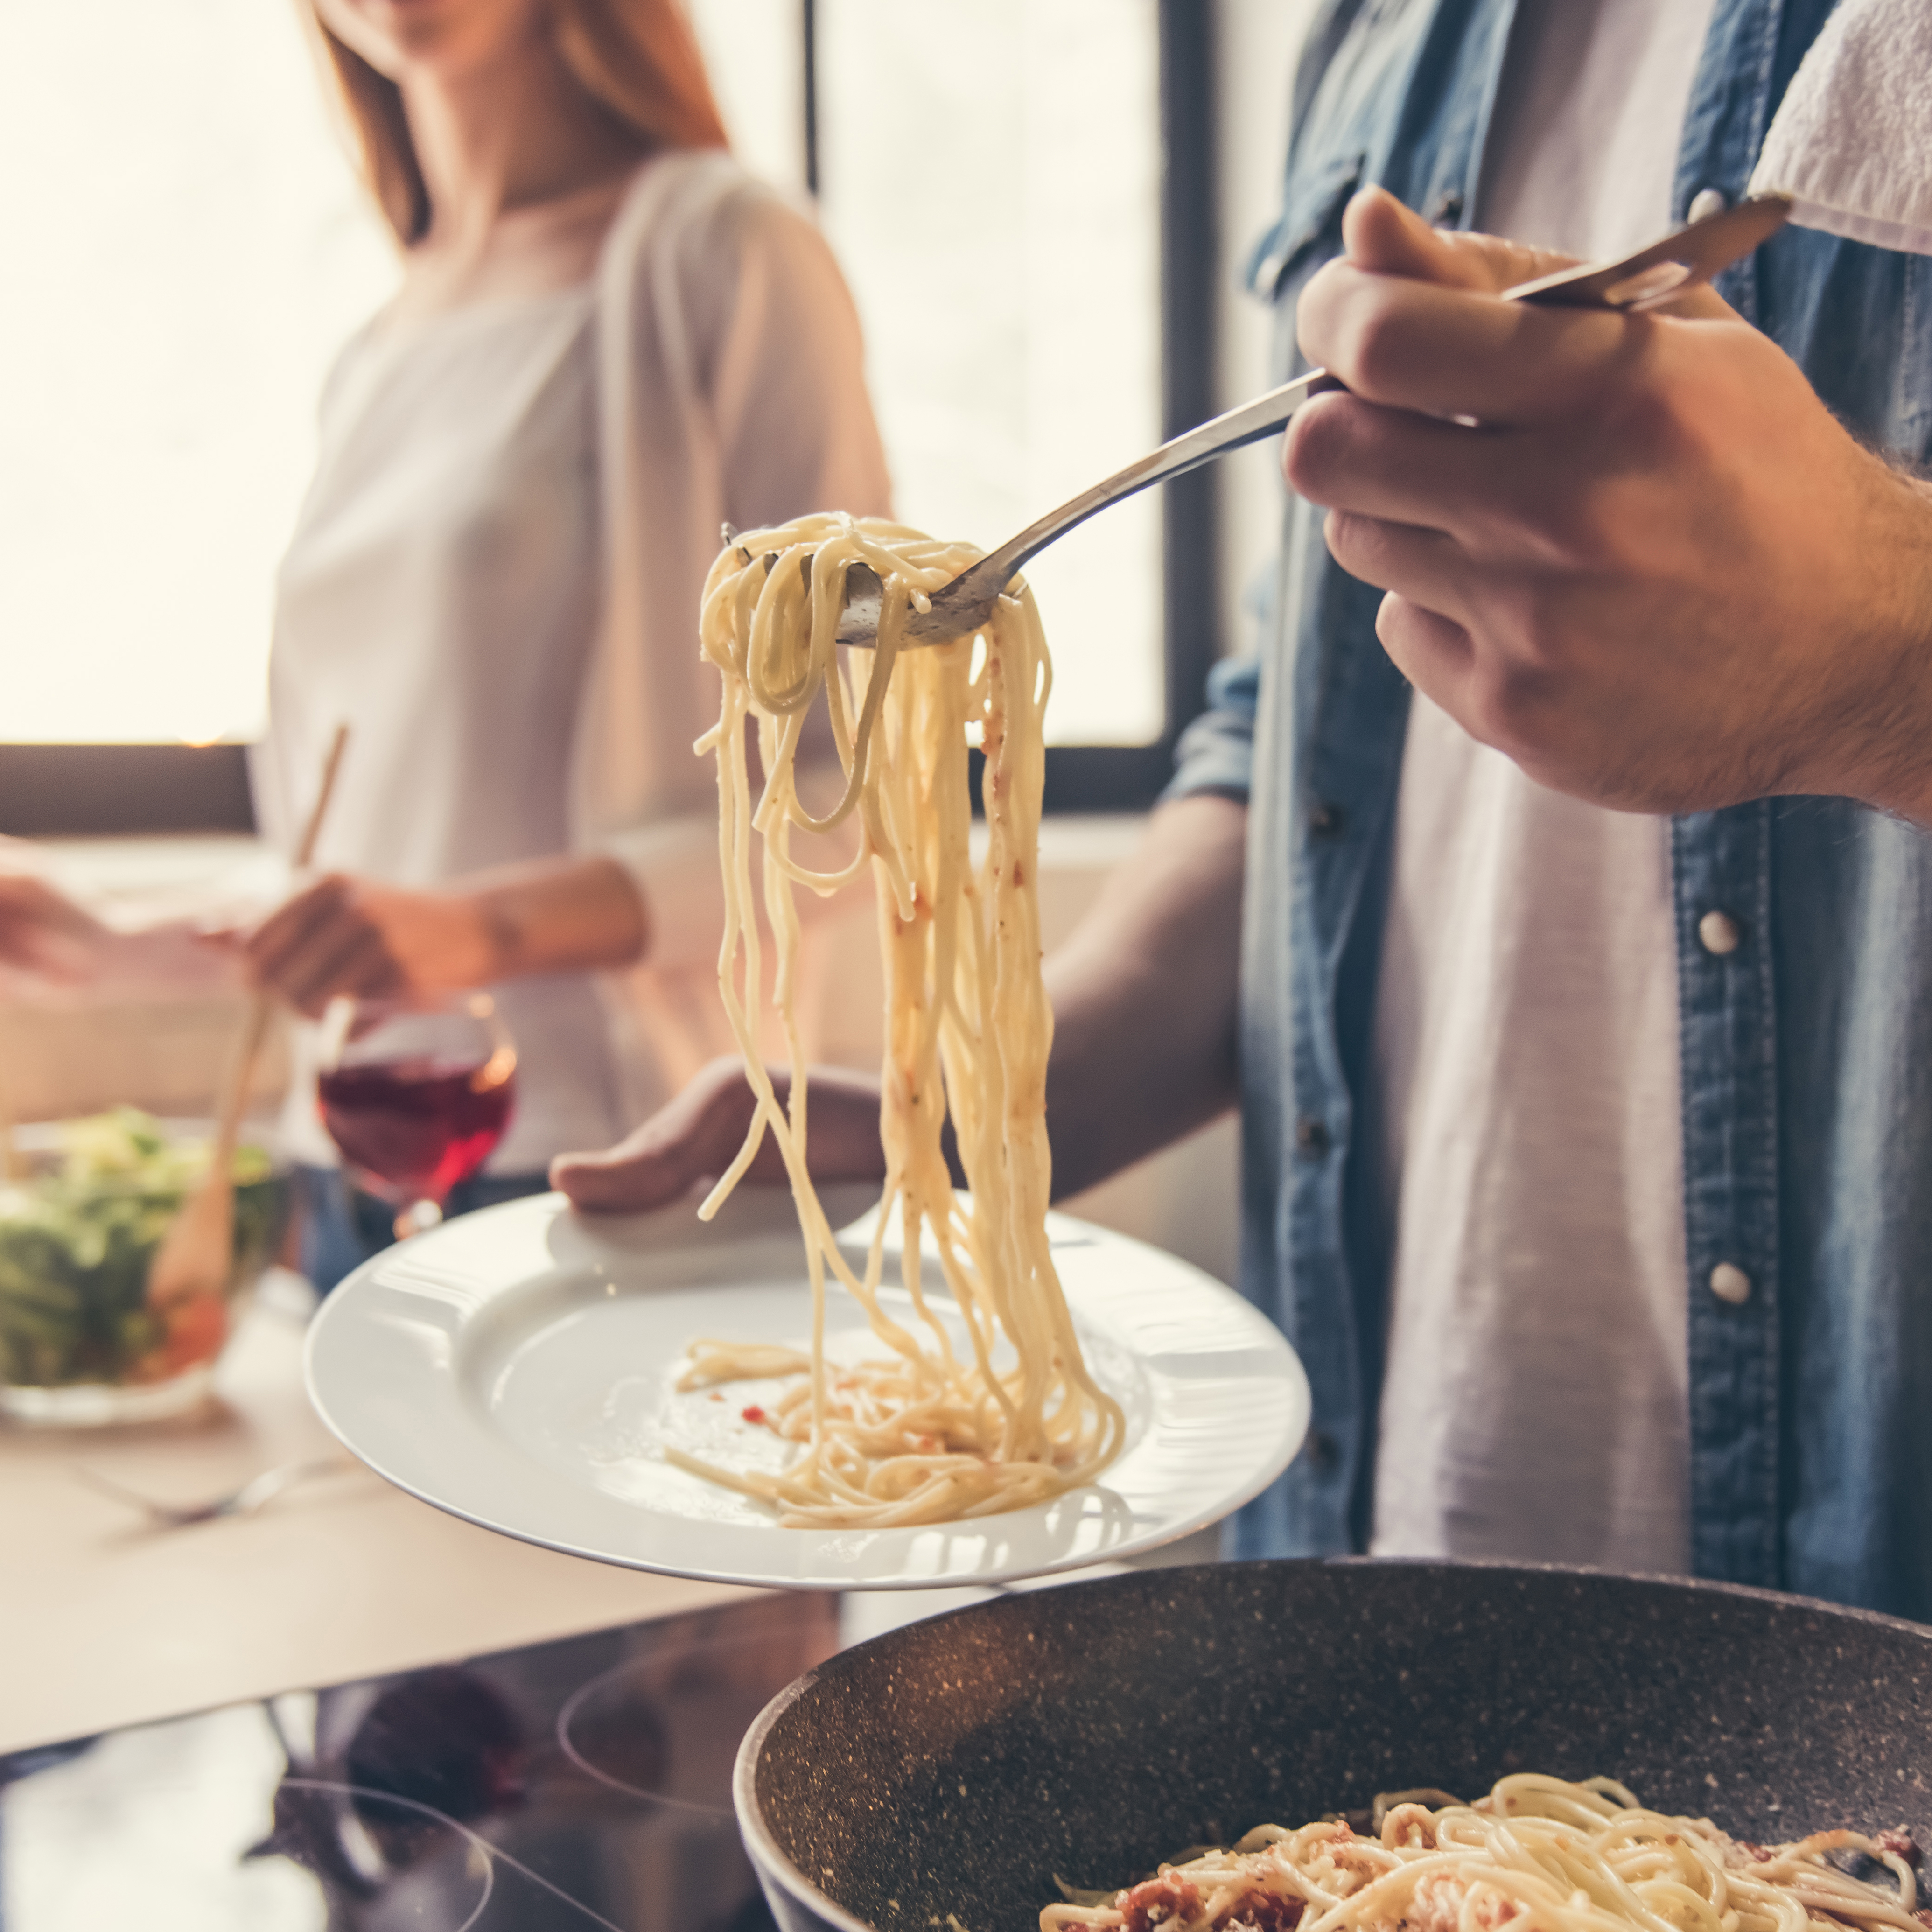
[0,1108,288,1425]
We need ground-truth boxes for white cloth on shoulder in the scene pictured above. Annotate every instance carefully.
[1750,0,1932,256]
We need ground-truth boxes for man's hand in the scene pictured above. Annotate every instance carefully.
[1285,186,1932,819]
[552,792,1248,1215]
[552,1058,887,1213]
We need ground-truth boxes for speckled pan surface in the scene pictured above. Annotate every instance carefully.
[735,1559,1932,1932]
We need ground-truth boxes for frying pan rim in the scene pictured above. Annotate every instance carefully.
[731,1554,1932,1932]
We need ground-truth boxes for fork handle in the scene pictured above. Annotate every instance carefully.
[942,373,1323,617]
[949,192,1794,613]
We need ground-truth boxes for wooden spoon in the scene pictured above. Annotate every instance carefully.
[146,723,350,1319]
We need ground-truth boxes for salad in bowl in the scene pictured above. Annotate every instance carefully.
[0,1108,287,1423]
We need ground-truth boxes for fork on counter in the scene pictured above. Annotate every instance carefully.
[73,1455,354,1529]
[733,192,1791,653]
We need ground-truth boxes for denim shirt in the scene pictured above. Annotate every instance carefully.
[1170,0,1932,1620]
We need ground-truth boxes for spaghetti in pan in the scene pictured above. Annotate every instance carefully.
[1040,1775,1927,1932]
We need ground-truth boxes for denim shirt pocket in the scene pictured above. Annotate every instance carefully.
[1246,150,1366,305]
[1246,150,1366,381]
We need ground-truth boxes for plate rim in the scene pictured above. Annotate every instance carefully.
[303,1189,1309,1591]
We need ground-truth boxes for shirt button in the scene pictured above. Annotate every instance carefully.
[1307,800,1344,838]
[1687,187,1729,224]
[1698,909,1743,956]
[1305,1428,1341,1473]
[1294,1117,1330,1158]
[1709,1262,1752,1306]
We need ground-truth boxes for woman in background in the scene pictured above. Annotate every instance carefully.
[2,0,890,1284]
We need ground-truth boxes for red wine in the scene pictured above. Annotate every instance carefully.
[317,1055,515,1203]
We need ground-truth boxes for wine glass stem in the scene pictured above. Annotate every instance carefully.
[393,1198,445,1242]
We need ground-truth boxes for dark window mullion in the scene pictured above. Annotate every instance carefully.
[1157,0,1220,749]
[1040,0,1219,813]
[802,0,820,197]
[0,744,256,837]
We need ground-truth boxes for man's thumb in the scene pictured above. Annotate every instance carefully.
[1341,185,1463,281]
[1340,183,1575,295]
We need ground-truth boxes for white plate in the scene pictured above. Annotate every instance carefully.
[303,1186,1309,1591]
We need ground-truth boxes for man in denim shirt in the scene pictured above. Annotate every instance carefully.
[565,0,1932,1619]
[1152,0,1932,1617]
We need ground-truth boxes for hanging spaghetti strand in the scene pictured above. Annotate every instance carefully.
[670,514,1124,1528]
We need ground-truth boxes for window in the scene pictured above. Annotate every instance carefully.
[815,0,1166,749]
[700,0,1221,804]
[3,1,1218,827]
[0,1,396,749]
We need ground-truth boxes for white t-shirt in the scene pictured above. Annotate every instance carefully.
[1366,0,1716,1570]
[261,154,891,1174]
[271,287,619,1172]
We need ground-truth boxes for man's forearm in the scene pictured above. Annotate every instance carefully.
[1043,793,1246,1199]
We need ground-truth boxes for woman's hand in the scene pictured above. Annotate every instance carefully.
[0,837,250,994]
[240,854,648,1016]
[552,1057,887,1213]
[239,873,494,1017]
[0,866,112,981]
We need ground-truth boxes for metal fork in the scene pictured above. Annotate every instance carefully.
[743,192,1791,651]
[73,1455,351,1528]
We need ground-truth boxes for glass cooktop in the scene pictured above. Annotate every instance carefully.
[0,1591,845,1931]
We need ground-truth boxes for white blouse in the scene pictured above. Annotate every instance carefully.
[256,152,892,1172]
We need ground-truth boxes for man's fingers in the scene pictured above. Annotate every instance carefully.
[1374,594,1476,696]
[1309,187,1631,426]
[1339,185,1575,295]
[1299,261,1640,423]
[1340,185,1479,285]
[1285,391,1560,547]
[1375,592,1588,795]
[553,1060,890,1218]
[1321,507,1480,629]
[553,1060,773,1213]
[551,1123,701,1212]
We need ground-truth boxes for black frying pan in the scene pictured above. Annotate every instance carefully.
[735,1559,1932,1932]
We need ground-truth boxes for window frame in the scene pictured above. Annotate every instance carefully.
[1,0,1221,836]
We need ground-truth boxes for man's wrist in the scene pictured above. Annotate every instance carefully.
[1843,465,1932,826]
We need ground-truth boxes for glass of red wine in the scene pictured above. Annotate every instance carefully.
[315,992,518,1241]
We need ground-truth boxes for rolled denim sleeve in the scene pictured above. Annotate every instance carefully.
[1164,654,1260,804]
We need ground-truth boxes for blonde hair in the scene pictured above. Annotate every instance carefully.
[309,0,729,245]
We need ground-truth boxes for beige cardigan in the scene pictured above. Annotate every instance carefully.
[255,152,891,1150]
[576,153,892,1120]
